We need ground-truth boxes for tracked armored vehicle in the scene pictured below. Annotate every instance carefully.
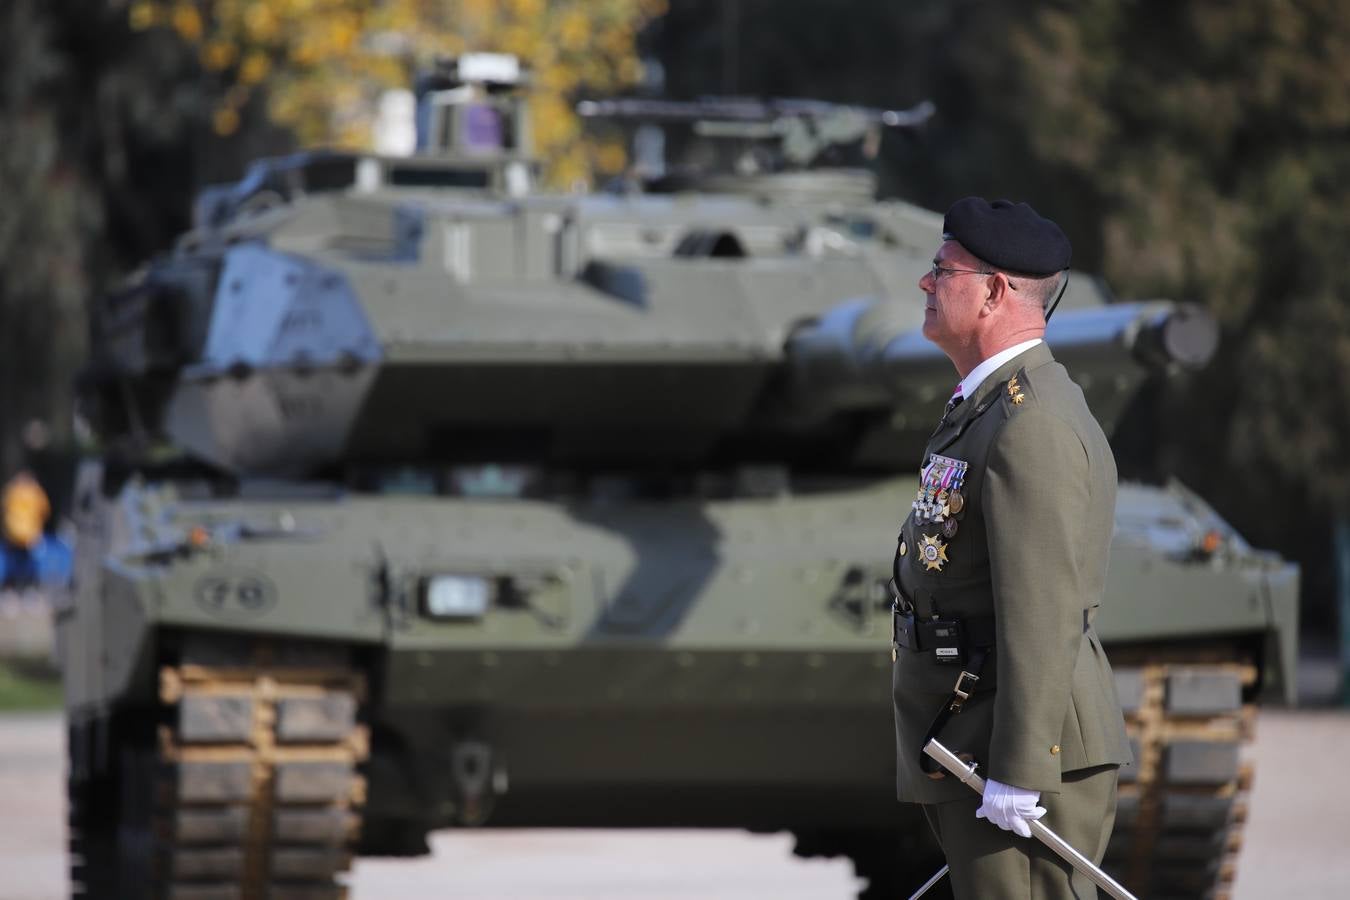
[61,55,1297,899]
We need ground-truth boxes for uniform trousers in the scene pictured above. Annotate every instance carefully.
[921,763,1119,900]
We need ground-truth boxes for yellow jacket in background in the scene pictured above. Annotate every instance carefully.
[3,472,50,550]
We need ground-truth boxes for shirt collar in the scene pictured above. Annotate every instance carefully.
[957,338,1044,400]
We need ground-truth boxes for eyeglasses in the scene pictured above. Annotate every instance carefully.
[929,263,992,280]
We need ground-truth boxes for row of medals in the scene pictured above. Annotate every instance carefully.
[914,483,964,537]
[905,377,1021,574]
[909,467,966,573]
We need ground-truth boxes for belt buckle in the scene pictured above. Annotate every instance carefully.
[949,670,979,712]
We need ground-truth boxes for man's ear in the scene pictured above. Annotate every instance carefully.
[981,272,1009,316]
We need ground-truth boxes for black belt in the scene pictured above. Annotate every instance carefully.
[892,608,996,654]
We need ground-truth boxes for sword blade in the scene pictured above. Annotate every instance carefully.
[906,864,949,900]
[922,739,1139,900]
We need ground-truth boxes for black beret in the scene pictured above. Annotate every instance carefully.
[942,197,1071,275]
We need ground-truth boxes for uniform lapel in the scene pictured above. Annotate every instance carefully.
[926,343,1055,456]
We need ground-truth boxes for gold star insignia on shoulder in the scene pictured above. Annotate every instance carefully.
[918,534,949,572]
[1007,374,1026,406]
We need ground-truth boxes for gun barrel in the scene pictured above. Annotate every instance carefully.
[787,298,1218,433]
[576,97,935,129]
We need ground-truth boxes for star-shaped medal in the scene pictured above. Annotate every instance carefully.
[919,534,949,572]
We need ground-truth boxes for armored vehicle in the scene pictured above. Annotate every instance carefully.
[61,55,1297,899]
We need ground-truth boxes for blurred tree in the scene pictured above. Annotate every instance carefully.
[129,0,667,186]
[965,0,1350,624]
[0,0,110,488]
[0,0,288,501]
[651,0,1350,625]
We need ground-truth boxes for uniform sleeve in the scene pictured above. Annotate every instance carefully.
[982,407,1090,793]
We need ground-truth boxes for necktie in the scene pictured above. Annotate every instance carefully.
[931,386,964,436]
[942,386,964,419]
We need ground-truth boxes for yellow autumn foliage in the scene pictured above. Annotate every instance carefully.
[201,39,237,71]
[131,0,667,187]
[238,51,270,86]
[129,2,160,30]
[170,3,204,43]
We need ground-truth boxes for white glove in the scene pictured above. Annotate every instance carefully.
[975,777,1046,838]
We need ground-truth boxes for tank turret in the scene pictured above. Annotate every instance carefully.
[81,83,1210,478]
[80,197,1215,478]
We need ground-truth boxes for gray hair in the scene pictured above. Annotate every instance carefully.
[1005,270,1064,313]
[968,251,1065,314]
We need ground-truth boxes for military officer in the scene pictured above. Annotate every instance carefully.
[891,197,1132,898]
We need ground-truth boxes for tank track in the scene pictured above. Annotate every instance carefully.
[1104,655,1258,900]
[71,651,369,900]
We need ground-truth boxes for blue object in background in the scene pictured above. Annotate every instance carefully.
[0,534,72,588]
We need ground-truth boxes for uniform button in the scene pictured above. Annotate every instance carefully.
[1050,744,1060,756]
[899,540,907,557]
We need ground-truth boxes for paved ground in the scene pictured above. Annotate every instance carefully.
[0,713,73,900]
[352,830,859,899]
[1229,708,1350,899]
[4,704,1349,899]
[0,589,56,659]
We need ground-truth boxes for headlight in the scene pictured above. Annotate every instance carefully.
[423,575,492,619]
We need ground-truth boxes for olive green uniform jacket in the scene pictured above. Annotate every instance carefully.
[892,343,1132,804]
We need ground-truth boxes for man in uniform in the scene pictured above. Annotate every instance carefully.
[891,197,1132,898]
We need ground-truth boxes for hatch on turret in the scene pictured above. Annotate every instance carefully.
[673,230,747,258]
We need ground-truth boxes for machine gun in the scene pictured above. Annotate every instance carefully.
[578,95,934,201]
[578,96,934,169]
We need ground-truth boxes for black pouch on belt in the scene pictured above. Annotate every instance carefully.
[893,608,994,666]
[924,619,965,665]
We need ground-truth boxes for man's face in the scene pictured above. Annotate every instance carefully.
[918,240,990,351]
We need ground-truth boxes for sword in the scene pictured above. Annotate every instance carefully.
[920,739,1139,900]
[906,863,949,900]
